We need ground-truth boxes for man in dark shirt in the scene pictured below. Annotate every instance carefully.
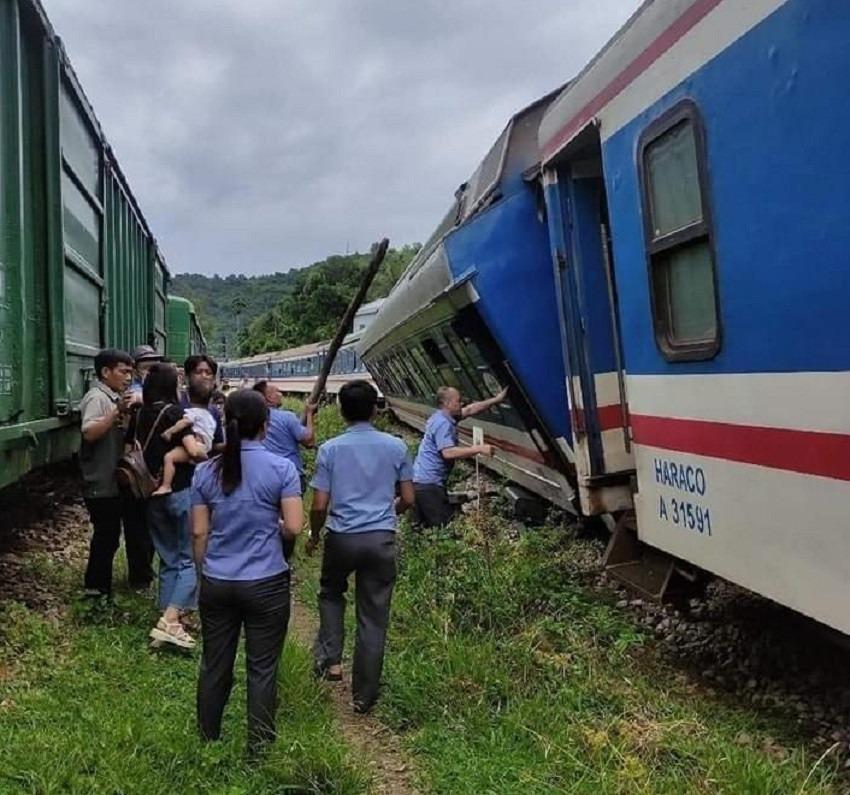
[183,355,225,453]
[80,348,152,597]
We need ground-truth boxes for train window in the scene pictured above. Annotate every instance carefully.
[421,338,448,367]
[376,357,391,393]
[640,101,720,360]
[410,346,439,394]
[383,356,404,396]
[441,329,486,401]
[390,353,418,398]
[396,351,431,400]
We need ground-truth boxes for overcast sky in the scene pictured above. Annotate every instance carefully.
[44,0,636,276]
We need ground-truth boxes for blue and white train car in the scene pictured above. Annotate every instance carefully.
[357,92,579,509]
[220,332,377,397]
[540,0,850,633]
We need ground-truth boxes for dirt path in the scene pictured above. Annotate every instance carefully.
[288,587,421,795]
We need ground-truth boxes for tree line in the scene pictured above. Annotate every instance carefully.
[171,244,419,359]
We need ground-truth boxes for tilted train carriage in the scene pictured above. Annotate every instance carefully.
[0,0,185,490]
[357,91,580,510]
[361,0,850,636]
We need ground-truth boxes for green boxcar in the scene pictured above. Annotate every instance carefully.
[0,0,180,490]
[166,295,207,366]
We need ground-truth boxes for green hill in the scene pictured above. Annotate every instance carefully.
[171,244,418,360]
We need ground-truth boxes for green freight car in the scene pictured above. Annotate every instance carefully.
[166,295,207,365]
[0,0,181,490]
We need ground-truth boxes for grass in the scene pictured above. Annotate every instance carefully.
[0,402,369,794]
[0,586,368,794]
[294,405,842,794]
[1,402,842,794]
[376,522,840,793]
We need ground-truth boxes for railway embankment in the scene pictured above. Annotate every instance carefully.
[0,403,846,793]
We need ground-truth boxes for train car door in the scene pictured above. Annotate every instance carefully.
[544,127,633,515]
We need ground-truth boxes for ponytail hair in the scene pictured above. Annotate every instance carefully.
[216,389,268,495]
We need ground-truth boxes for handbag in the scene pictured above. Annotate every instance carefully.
[116,404,170,499]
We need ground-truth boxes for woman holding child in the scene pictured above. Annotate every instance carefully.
[129,363,204,649]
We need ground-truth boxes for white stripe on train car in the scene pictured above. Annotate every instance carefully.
[633,443,850,635]
[627,372,850,435]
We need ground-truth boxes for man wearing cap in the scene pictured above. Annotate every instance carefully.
[130,344,165,400]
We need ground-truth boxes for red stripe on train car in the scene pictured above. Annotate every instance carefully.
[393,401,547,465]
[542,0,724,160]
[572,404,626,433]
[631,414,850,482]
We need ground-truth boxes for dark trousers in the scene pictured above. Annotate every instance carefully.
[197,571,290,750]
[413,484,456,528]
[83,495,154,594]
[314,531,397,711]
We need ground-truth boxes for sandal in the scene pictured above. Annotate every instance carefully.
[149,617,195,650]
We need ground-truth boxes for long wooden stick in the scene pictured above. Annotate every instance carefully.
[306,238,389,410]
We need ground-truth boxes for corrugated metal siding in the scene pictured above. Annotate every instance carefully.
[103,164,155,353]
[59,76,102,402]
[167,296,190,362]
[0,0,186,488]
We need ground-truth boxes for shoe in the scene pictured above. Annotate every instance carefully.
[83,588,109,600]
[352,699,374,715]
[149,617,195,650]
[314,663,343,682]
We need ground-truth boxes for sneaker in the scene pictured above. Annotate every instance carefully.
[83,588,109,600]
[149,617,195,650]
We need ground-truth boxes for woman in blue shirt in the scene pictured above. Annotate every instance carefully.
[191,389,303,752]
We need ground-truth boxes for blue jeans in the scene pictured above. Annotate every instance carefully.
[146,489,197,611]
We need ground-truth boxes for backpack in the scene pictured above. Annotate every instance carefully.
[116,404,170,499]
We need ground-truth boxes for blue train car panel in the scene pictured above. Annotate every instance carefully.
[359,92,578,509]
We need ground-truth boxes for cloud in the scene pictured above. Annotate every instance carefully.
[43,0,637,275]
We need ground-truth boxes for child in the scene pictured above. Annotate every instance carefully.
[151,406,216,496]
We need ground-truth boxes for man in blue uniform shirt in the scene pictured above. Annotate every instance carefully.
[412,384,507,528]
[253,380,316,480]
[307,379,414,713]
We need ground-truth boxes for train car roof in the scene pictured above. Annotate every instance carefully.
[399,87,562,283]
[168,295,195,311]
[222,331,362,368]
[539,0,706,163]
[358,88,561,357]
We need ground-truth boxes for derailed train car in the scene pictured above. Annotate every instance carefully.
[362,0,850,636]
[357,91,580,510]
[539,0,850,634]
[0,0,174,490]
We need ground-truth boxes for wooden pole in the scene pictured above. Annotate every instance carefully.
[306,238,389,410]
